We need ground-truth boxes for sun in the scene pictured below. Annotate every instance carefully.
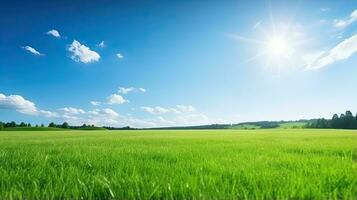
[266,36,291,59]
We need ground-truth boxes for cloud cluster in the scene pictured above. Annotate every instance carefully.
[90,87,146,107]
[141,105,196,115]
[305,34,357,70]
[23,29,124,63]
[60,107,86,115]
[141,106,173,114]
[1,91,212,128]
[138,105,209,127]
[68,40,101,63]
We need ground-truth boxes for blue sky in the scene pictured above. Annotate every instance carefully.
[1,0,357,127]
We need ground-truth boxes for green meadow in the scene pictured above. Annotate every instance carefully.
[0,129,356,199]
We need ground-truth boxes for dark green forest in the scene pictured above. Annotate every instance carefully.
[307,111,357,129]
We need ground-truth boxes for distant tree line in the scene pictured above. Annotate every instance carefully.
[238,121,280,129]
[146,124,231,130]
[48,122,99,129]
[0,121,100,131]
[306,111,357,129]
[103,126,137,130]
[0,121,38,130]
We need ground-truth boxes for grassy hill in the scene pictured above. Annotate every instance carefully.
[145,120,311,130]
[278,122,307,129]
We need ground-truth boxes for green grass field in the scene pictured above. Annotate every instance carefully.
[0,129,356,199]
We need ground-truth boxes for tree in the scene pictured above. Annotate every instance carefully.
[344,111,355,129]
[345,110,353,117]
[48,122,56,128]
[61,122,69,129]
[9,121,16,127]
[331,114,339,128]
[41,124,44,127]
[0,122,3,131]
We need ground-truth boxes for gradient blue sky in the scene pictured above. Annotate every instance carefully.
[1,0,357,127]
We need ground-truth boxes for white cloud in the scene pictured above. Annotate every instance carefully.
[0,93,38,115]
[46,29,60,38]
[334,9,357,28]
[97,41,105,48]
[118,87,135,94]
[90,87,146,107]
[68,40,100,63]
[176,105,196,112]
[60,107,86,115]
[305,34,357,70]
[139,105,210,127]
[22,46,43,56]
[39,110,58,118]
[138,88,146,93]
[0,93,57,118]
[58,107,120,126]
[56,105,211,128]
[141,105,196,115]
[107,94,128,105]
[100,108,119,118]
[118,87,146,94]
[116,53,124,59]
[90,101,101,106]
[141,106,171,114]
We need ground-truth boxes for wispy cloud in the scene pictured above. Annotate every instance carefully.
[305,34,357,70]
[97,41,105,48]
[252,21,262,29]
[334,9,357,28]
[320,7,330,12]
[116,53,124,59]
[90,101,101,106]
[118,87,146,94]
[46,29,61,38]
[22,46,43,56]
[138,88,146,93]
[68,40,100,63]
